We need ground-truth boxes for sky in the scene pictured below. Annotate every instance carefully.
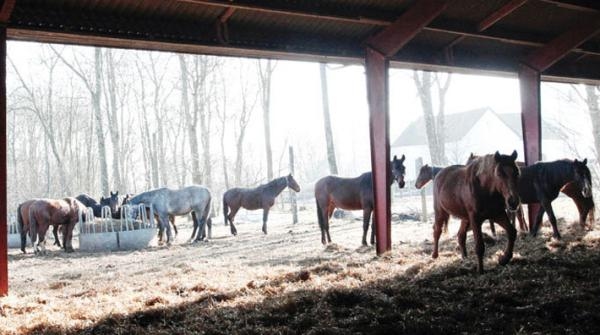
[6,40,595,183]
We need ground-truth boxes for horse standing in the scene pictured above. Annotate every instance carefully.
[314,155,406,246]
[76,191,119,217]
[17,199,63,251]
[23,197,86,254]
[432,151,520,273]
[223,174,301,236]
[127,185,212,244]
[518,159,593,239]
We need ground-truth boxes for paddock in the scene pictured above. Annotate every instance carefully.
[2,196,599,333]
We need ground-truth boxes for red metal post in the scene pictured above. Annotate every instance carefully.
[0,25,7,296]
[519,64,542,231]
[365,47,391,255]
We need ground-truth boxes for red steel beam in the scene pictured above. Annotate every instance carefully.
[525,14,600,71]
[0,25,7,296]
[365,47,391,255]
[478,0,528,32]
[519,64,542,231]
[366,0,448,57]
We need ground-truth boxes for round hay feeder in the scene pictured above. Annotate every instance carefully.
[77,204,157,252]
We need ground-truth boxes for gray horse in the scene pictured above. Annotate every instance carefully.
[128,185,212,245]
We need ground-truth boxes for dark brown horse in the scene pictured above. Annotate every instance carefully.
[22,197,87,254]
[223,174,301,236]
[432,151,520,273]
[314,155,407,246]
[76,191,119,218]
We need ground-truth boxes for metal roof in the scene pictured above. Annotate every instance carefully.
[6,0,600,83]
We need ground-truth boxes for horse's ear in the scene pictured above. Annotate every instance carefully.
[494,151,501,161]
[574,158,579,164]
[583,158,588,165]
[469,152,474,159]
[400,154,405,162]
[393,155,397,161]
[511,150,518,161]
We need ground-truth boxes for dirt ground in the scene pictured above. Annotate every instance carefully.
[2,196,600,334]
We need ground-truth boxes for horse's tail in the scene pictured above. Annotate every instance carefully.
[17,203,27,252]
[589,195,596,228]
[222,195,229,226]
[28,205,37,247]
[316,198,324,232]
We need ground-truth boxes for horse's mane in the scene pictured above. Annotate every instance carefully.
[468,154,497,178]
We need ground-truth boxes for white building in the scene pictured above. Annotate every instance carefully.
[391,107,568,181]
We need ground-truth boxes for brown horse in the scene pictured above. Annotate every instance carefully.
[24,197,86,254]
[17,199,63,251]
[223,174,301,236]
[314,155,407,246]
[432,151,520,273]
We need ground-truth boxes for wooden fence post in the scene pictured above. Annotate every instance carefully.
[289,146,298,224]
[415,157,427,223]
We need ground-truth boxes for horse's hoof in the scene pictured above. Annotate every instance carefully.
[432,252,439,259]
[65,248,74,253]
[553,233,562,240]
[498,255,511,266]
[362,241,368,247]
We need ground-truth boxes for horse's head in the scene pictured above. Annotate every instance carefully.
[573,158,593,198]
[493,150,521,212]
[286,174,301,192]
[467,152,477,164]
[391,154,406,188]
[415,164,432,189]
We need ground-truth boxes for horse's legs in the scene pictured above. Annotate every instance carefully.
[228,206,240,236]
[488,220,496,237]
[542,200,561,239]
[189,212,198,241]
[469,214,485,274]
[170,215,178,236]
[515,206,528,232]
[531,206,546,237]
[52,224,61,247]
[492,213,516,266]
[325,205,333,243]
[64,223,75,253]
[157,214,172,245]
[362,207,372,246]
[432,210,448,259]
[37,222,50,255]
[262,207,270,235]
[457,219,469,259]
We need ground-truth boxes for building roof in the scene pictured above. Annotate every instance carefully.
[5,0,600,83]
[391,107,560,147]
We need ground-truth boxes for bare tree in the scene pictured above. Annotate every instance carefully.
[233,61,259,185]
[413,70,451,165]
[319,63,339,175]
[258,59,276,180]
[51,46,110,194]
[215,68,230,190]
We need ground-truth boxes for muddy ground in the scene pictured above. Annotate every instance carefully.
[1,196,599,334]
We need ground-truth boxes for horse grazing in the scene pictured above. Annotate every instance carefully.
[314,155,407,246]
[17,199,64,251]
[23,197,86,254]
[127,185,212,244]
[432,151,520,274]
[76,191,119,218]
[223,174,301,236]
[519,159,593,239]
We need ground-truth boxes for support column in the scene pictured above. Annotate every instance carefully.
[519,64,542,231]
[0,25,7,296]
[365,47,391,255]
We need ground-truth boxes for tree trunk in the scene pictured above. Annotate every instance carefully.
[93,48,110,195]
[104,49,122,192]
[258,60,275,180]
[319,63,338,174]
[586,85,600,170]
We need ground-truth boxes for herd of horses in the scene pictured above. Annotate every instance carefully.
[13,150,595,274]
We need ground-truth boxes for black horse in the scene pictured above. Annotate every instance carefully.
[75,191,120,218]
[223,174,301,236]
[519,159,593,239]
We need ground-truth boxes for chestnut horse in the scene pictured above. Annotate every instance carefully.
[17,199,63,251]
[23,197,87,254]
[432,151,520,273]
[223,174,301,236]
[314,155,407,246]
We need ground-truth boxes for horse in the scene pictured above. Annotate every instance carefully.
[17,199,63,251]
[432,151,520,274]
[468,154,595,237]
[75,191,119,218]
[121,192,185,243]
[415,163,499,236]
[314,155,407,246]
[518,158,593,239]
[223,174,301,236]
[127,185,212,245]
[23,197,87,254]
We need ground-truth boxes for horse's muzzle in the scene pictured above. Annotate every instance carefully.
[398,180,406,188]
[507,197,520,212]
